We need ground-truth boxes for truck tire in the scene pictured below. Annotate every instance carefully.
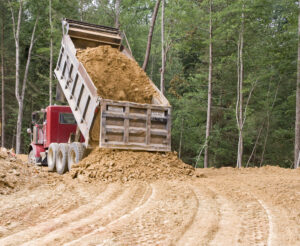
[56,143,69,175]
[48,143,59,172]
[68,142,86,171]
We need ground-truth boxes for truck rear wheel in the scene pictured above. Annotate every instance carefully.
[56,143,69,175]
[68,142,86,171]
[48,143,59,172]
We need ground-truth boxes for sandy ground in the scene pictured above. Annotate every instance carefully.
[0,157,299,245]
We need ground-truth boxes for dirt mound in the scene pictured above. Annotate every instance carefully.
[70,148,194,183]
[0,152,33,195]
[77,45,158,104]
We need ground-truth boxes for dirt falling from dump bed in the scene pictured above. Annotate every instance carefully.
[76,45,158,104]
[70,148,194,183]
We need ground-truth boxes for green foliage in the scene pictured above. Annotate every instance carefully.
[0,0,298,168]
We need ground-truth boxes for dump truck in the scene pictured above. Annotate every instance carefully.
[28,19,171,174]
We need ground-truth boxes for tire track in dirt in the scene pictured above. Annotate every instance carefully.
[0,183,101,238]
[205,181,270,246]
[208,195,240,246]
[21,182,150,246]
[175,185,221,246]
[64,182,154,246]
[0,183,120,246]
[69,181,198,246]
[257,199,273,246]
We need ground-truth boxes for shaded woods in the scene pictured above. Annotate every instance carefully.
[0,0,299,168]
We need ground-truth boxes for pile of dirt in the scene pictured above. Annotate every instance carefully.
[70,148,194,183]
[77,45,158,104]
[0,151,32,195]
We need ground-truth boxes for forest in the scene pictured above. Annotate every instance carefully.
[0,0,299,168]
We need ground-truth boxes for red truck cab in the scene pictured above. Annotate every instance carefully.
[28,105,83,165]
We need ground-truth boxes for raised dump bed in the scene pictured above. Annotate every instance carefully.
[55,19,171,152]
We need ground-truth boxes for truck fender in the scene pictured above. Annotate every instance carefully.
[29,144,45,158]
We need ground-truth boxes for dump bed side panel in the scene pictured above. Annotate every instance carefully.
[100,100,171,152]
[54,35,99,147]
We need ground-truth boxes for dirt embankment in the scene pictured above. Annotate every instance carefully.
[77,45,158,104]
[70,148,195,183]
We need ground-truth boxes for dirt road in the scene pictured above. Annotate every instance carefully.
[0,156,299,245]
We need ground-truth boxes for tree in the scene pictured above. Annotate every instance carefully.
[49,0,53,105]
[9,0,39,154]
[115,0,121,29]
[160,0,165,94]
[236,2,245,168]
[1,11,5,147]
[204,0,213,168]
[295,2,300,169]
[142,0,161,71]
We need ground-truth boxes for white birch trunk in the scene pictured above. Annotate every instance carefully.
[236,4,244,168]
[204,0,213,168]
[10,0,39,153]
[9,0,22,153]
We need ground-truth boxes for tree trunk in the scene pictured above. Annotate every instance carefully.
[1,18,5,147]
[49,0,53,105]
[260,82,280,166]
[115,0,121,29]
[204,0,213,168]
[9,0,22,153]
[80,0,83,21]
[142,0,161,71]
[13,8,39,154]
[179,118,183,159]
[160,0,165,95]
[246,120,266,167]
[295,3,300,169]
[236,4,244,168]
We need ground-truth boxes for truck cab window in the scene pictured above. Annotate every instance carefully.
[59,113,76,124]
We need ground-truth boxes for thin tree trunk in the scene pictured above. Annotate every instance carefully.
[179,118,183,159]
[260,82,280,166]
[142,0,161,71]
[295,3,300,169]
[80,0,83,21]
[9,0,22,153]
[115,0,121,29]
[1,18,5,147]
[236,37,241,168]
[246,122,264,167]
[236,4,244,168]
[11,6,38,154]
[204,0,213,169]
[49,0,53,105]
[160,0,165,95]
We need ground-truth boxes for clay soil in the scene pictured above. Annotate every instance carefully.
[0,153,300,245]
[77,45,158,104]
[70,148,194,183]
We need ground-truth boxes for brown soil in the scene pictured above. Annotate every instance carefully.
[0,151,59,195]
[76,45,158,104]
[0,152,31,195]
[70,148,194,183]
[1,161,299,245]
